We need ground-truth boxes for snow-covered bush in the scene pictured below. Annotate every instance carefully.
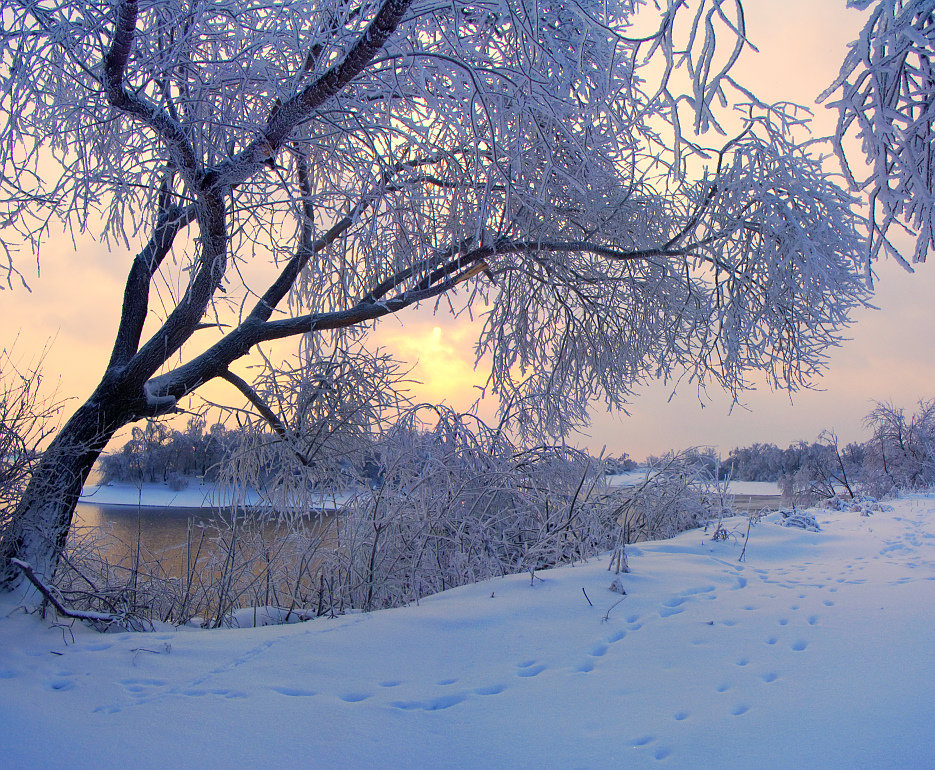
[776,510,821,533]
[0,348,62,565]
[313,407,620,612]
[821,495,894,516]
[858,400,935,496]
[612,450,731,543]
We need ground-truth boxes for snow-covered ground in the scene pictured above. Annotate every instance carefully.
[81,477,779,509]
[3,498,934,768]
[78,481,350,510]
[605,472,780,497]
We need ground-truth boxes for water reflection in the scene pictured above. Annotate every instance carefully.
[72,502,335,580]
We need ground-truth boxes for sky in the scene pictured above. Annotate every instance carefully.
[1,0,933,461]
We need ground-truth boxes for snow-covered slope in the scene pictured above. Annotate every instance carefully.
[2,499,934,768]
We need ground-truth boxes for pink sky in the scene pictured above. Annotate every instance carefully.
[2,1,933,460]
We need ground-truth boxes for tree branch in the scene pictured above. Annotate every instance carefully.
[212,0,414,189]
[218,370,311,466]
[107,198,197,370]
[103,0,200,178]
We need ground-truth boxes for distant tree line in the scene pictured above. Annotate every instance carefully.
[723,400,935,498]
[98,418,241,488]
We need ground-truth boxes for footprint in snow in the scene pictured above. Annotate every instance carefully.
[731,704,750,716]
[516,664,546,678]
[271,686,317,697]
[338,691,372,703]
[393,694,466,711]
[673,710,690,721]
[588,643,608,657]
[44,678,75,692]
[761,672,779,683]
[791,639,808,651]
[474,684,506,695]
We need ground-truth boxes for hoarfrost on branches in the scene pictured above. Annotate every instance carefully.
[820,0,935,268]
[0,0,874,586]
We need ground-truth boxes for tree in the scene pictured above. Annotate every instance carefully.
[861,399,935,492]
[0,0,874,591]
[820,0,935,268]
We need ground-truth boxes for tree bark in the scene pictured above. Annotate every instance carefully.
[0,384,138,590]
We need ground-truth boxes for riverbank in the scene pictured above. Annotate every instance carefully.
[2,497,932,767]
[78,481,349,511]
[80,477,781,509]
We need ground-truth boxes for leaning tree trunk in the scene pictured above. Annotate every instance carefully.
[0,389,132,592]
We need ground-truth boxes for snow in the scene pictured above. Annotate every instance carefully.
[606,472,780,497]
[3,498,935,768]
[78,482,349,510]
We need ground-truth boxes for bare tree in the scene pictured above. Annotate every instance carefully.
[820,0,935,268]
[0,0,872,592]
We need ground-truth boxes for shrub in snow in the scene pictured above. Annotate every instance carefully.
[821,495,893,516]
[777,510,821,532]
[613,450,730,543]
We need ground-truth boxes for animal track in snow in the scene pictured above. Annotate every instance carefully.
[731,704,750,716]
[393,693,466,711]
[339,691,372,703]
[475,684,506,695]
[271,686,317,697]
[761,672,779,683]
[588,643,608,657]
[791,639,808,651]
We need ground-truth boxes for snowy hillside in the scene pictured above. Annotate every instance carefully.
[2,498,934,768]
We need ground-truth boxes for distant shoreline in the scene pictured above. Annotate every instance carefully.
[78,480,350,511]
[80,477,782,510]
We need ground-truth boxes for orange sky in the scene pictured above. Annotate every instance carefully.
[2,0,933,460]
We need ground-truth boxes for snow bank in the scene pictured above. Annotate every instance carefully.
[606,472,780,497]
[78,481,349,511]
[2,498,934,768]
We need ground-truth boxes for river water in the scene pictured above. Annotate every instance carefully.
[72,501,335,580]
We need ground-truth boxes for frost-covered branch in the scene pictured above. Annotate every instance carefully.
[820,0,935,267]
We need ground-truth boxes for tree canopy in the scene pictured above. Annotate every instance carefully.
[0,0,915,586]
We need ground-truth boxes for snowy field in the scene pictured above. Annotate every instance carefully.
[2,498,934,768]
